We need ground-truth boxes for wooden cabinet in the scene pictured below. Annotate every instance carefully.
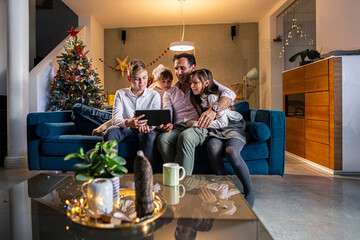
[283,67,305,95]
[283,57,342,170]
[286,118,305,158]
[305,75,329,92]
[305,120,329,145]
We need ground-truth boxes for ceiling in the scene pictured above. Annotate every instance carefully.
[62,0,282,29]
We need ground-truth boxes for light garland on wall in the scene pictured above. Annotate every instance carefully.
[99,48,170,73]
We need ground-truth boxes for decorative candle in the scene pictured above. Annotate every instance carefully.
[134,150,154,218]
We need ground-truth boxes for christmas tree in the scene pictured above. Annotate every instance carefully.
[48,27,105,111]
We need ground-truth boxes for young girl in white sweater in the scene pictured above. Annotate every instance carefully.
[188,69,255,207]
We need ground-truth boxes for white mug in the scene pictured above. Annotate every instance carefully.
[85,178,113,215]
[163,184,186,205]
[163,163,186,186]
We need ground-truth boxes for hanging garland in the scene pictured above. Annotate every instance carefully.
[99,47,170,73]
[145,48,170,67]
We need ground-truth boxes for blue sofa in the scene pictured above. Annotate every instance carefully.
[27,102,285,175]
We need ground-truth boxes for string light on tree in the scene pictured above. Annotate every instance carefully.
[48,27,105,111]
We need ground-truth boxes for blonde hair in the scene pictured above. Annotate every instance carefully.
[127,60,147,77]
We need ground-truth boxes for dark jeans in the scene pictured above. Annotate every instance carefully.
[103,126,158,171]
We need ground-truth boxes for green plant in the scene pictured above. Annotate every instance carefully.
[65,140,128,181]
[289,49,320,64]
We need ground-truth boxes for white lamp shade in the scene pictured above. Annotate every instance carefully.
[246,67,259,80]
[169,41,195,51]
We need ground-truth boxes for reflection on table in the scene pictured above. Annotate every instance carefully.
[0,173,266,240]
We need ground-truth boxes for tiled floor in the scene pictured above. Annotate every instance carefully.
[1,156,360,240]
[252,155,360,240]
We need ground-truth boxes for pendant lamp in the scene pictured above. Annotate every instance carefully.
[169,0,194,51]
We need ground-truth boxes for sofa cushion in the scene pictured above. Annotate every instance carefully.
[240,141,269,161]
[40,156,83,171]
[40,135,103,156]
[35,122,77,139]
[234,101,249,119]
[71,103,112,135]
[246,121,271,141]
[224,159,269,175]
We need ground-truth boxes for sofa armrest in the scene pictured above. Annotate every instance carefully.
[27,111,73,170]
[249,109,286,176]
[27,111,73,140]
[36,122,77,139]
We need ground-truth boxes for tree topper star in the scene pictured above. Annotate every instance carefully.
[115,56,129,77]
[67,27,79,39]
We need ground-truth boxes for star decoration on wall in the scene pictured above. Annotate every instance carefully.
[67,27,79,39]
[115,56,129,77]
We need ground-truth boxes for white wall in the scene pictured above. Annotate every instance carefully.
[79,16,104,86]
[317,0,360,54]
[258,0,291,110]
[342,55,360,172]
[0,0,7,95]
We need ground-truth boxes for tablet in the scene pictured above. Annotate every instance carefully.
[135,110,171,126]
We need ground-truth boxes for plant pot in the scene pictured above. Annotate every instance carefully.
[85,178,113,215]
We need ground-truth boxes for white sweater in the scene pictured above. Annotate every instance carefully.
[200,94,243,129]
[112,88,161,128]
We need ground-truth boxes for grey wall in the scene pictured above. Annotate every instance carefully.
[104,23,259,108]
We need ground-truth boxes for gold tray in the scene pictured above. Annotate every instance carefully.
[66,189,167,229]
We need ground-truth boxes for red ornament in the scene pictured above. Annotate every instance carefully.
[150,63,152,65]
[76,46,81,52]
[161,53,164,56]
[156,58,158,61]
[153,61,155,64]
[164,50,167,53]
[66,27,79,39]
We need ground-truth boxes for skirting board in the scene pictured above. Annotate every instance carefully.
[285,151,360,175]
[285,151,335,175]
[4,156,27,169]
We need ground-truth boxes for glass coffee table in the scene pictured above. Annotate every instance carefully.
[0,173,272,240]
